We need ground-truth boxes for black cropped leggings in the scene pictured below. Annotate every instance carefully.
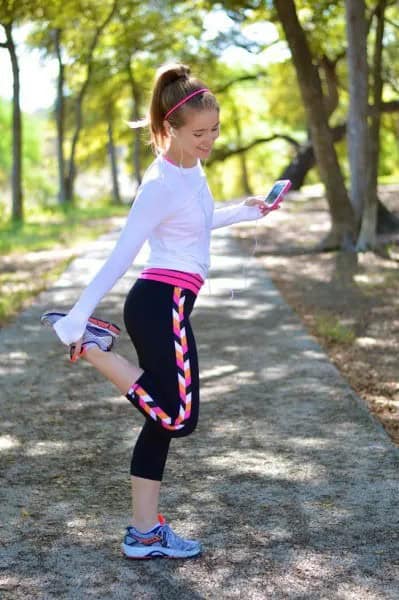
[123,279,200,481]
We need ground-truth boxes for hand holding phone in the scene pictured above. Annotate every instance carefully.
[264,180,291,209]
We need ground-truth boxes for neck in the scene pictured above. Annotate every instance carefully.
[163,147,197,168]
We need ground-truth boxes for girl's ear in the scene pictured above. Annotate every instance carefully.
[164,120,174,137]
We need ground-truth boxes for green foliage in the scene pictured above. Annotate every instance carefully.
[2,0,399,215]
[379,115,399,177]
[264,61,305,131]
[0,99,56,217]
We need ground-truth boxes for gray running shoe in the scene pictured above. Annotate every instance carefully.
[40,310,121,339]
[41,310,119,356]
[121,514,202,560]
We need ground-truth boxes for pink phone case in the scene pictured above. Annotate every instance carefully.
[264,180,291,209]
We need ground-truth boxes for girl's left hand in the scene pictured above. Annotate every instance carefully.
[244,196,280,217]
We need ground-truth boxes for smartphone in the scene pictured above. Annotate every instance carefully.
[264,179,292,208]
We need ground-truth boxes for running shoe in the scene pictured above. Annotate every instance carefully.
[121,514,202,560]
[41,310,119,355]
[40,310,121,339]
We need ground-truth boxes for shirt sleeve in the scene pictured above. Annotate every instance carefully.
[211,201,262,230]
[53,179,172,345]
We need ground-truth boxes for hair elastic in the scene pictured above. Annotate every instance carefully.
[164,88,209,120]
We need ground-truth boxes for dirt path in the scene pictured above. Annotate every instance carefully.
[233,187,399,446]
[1,227,398,599]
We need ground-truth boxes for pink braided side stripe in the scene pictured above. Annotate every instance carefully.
[127,286,192,431]
[173,288,192,425]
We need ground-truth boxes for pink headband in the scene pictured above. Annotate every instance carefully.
[164,88,209,120]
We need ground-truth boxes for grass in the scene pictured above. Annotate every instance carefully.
[0,258,75,326]
[314,313,356,345]
[0,203,129,255]
[0,202,129,326]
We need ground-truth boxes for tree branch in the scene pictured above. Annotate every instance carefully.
[374,99,399,113]
[208,134,300,164]
[384,17,399,29]
[215,72,268,94]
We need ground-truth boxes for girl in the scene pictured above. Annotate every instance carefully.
[41,63,276,560]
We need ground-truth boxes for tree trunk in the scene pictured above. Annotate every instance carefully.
[377,201,399,234]
[231,98,252,195]
[279,124,347,188]
[319,55,340,118]
[126,61,142,186]
[107,107,121,204]
[357,0,386,250]
[4,23,23,222]
[65,90,83,203]
[52,28,67,205]
[238,142,251,196]
[345,0,369,225]
[64,0,117,203]
[279,142,315,189]
[274,0,356,249]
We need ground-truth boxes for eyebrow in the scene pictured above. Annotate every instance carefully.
[192,121,220,133]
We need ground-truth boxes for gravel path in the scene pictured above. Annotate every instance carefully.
[1,227,398,599]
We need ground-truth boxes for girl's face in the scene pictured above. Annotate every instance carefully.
[167,109,220,165]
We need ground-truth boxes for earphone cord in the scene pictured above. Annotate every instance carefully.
[230,218,259,300]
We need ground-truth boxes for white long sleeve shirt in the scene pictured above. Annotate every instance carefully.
[54,155,262,345]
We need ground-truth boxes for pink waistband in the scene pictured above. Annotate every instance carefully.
[138,268,204,296]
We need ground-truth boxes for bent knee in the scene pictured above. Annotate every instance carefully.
[169,416,198,438]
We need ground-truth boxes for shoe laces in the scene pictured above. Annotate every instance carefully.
[160,522,195,550]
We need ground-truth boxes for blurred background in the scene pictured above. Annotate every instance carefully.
[1,0,397,220]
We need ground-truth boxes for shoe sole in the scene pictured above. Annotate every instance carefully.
[121,549,202,560]
[121,543,201,560]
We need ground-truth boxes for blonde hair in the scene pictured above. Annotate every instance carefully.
[129,63,219,152]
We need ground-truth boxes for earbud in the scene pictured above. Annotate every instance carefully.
[170,127,176,137]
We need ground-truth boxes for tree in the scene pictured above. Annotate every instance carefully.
[28,0,118,204]
[274,0,356,249]
[0,5,23,221]
[52,26,66,204]
[64,0,118,203]
[212,0,399,241]
[27,0,208,203]
[345,0,370,235]
[356,0,387,249]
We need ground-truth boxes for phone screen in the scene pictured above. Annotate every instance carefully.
[264,180,291,207]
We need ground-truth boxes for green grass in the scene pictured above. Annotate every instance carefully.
[0,202,129,326]
[0,257,74,326]
[314,314,356,345]
[0,203,129,255]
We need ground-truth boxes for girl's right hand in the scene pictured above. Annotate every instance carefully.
[70,338,83,362]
